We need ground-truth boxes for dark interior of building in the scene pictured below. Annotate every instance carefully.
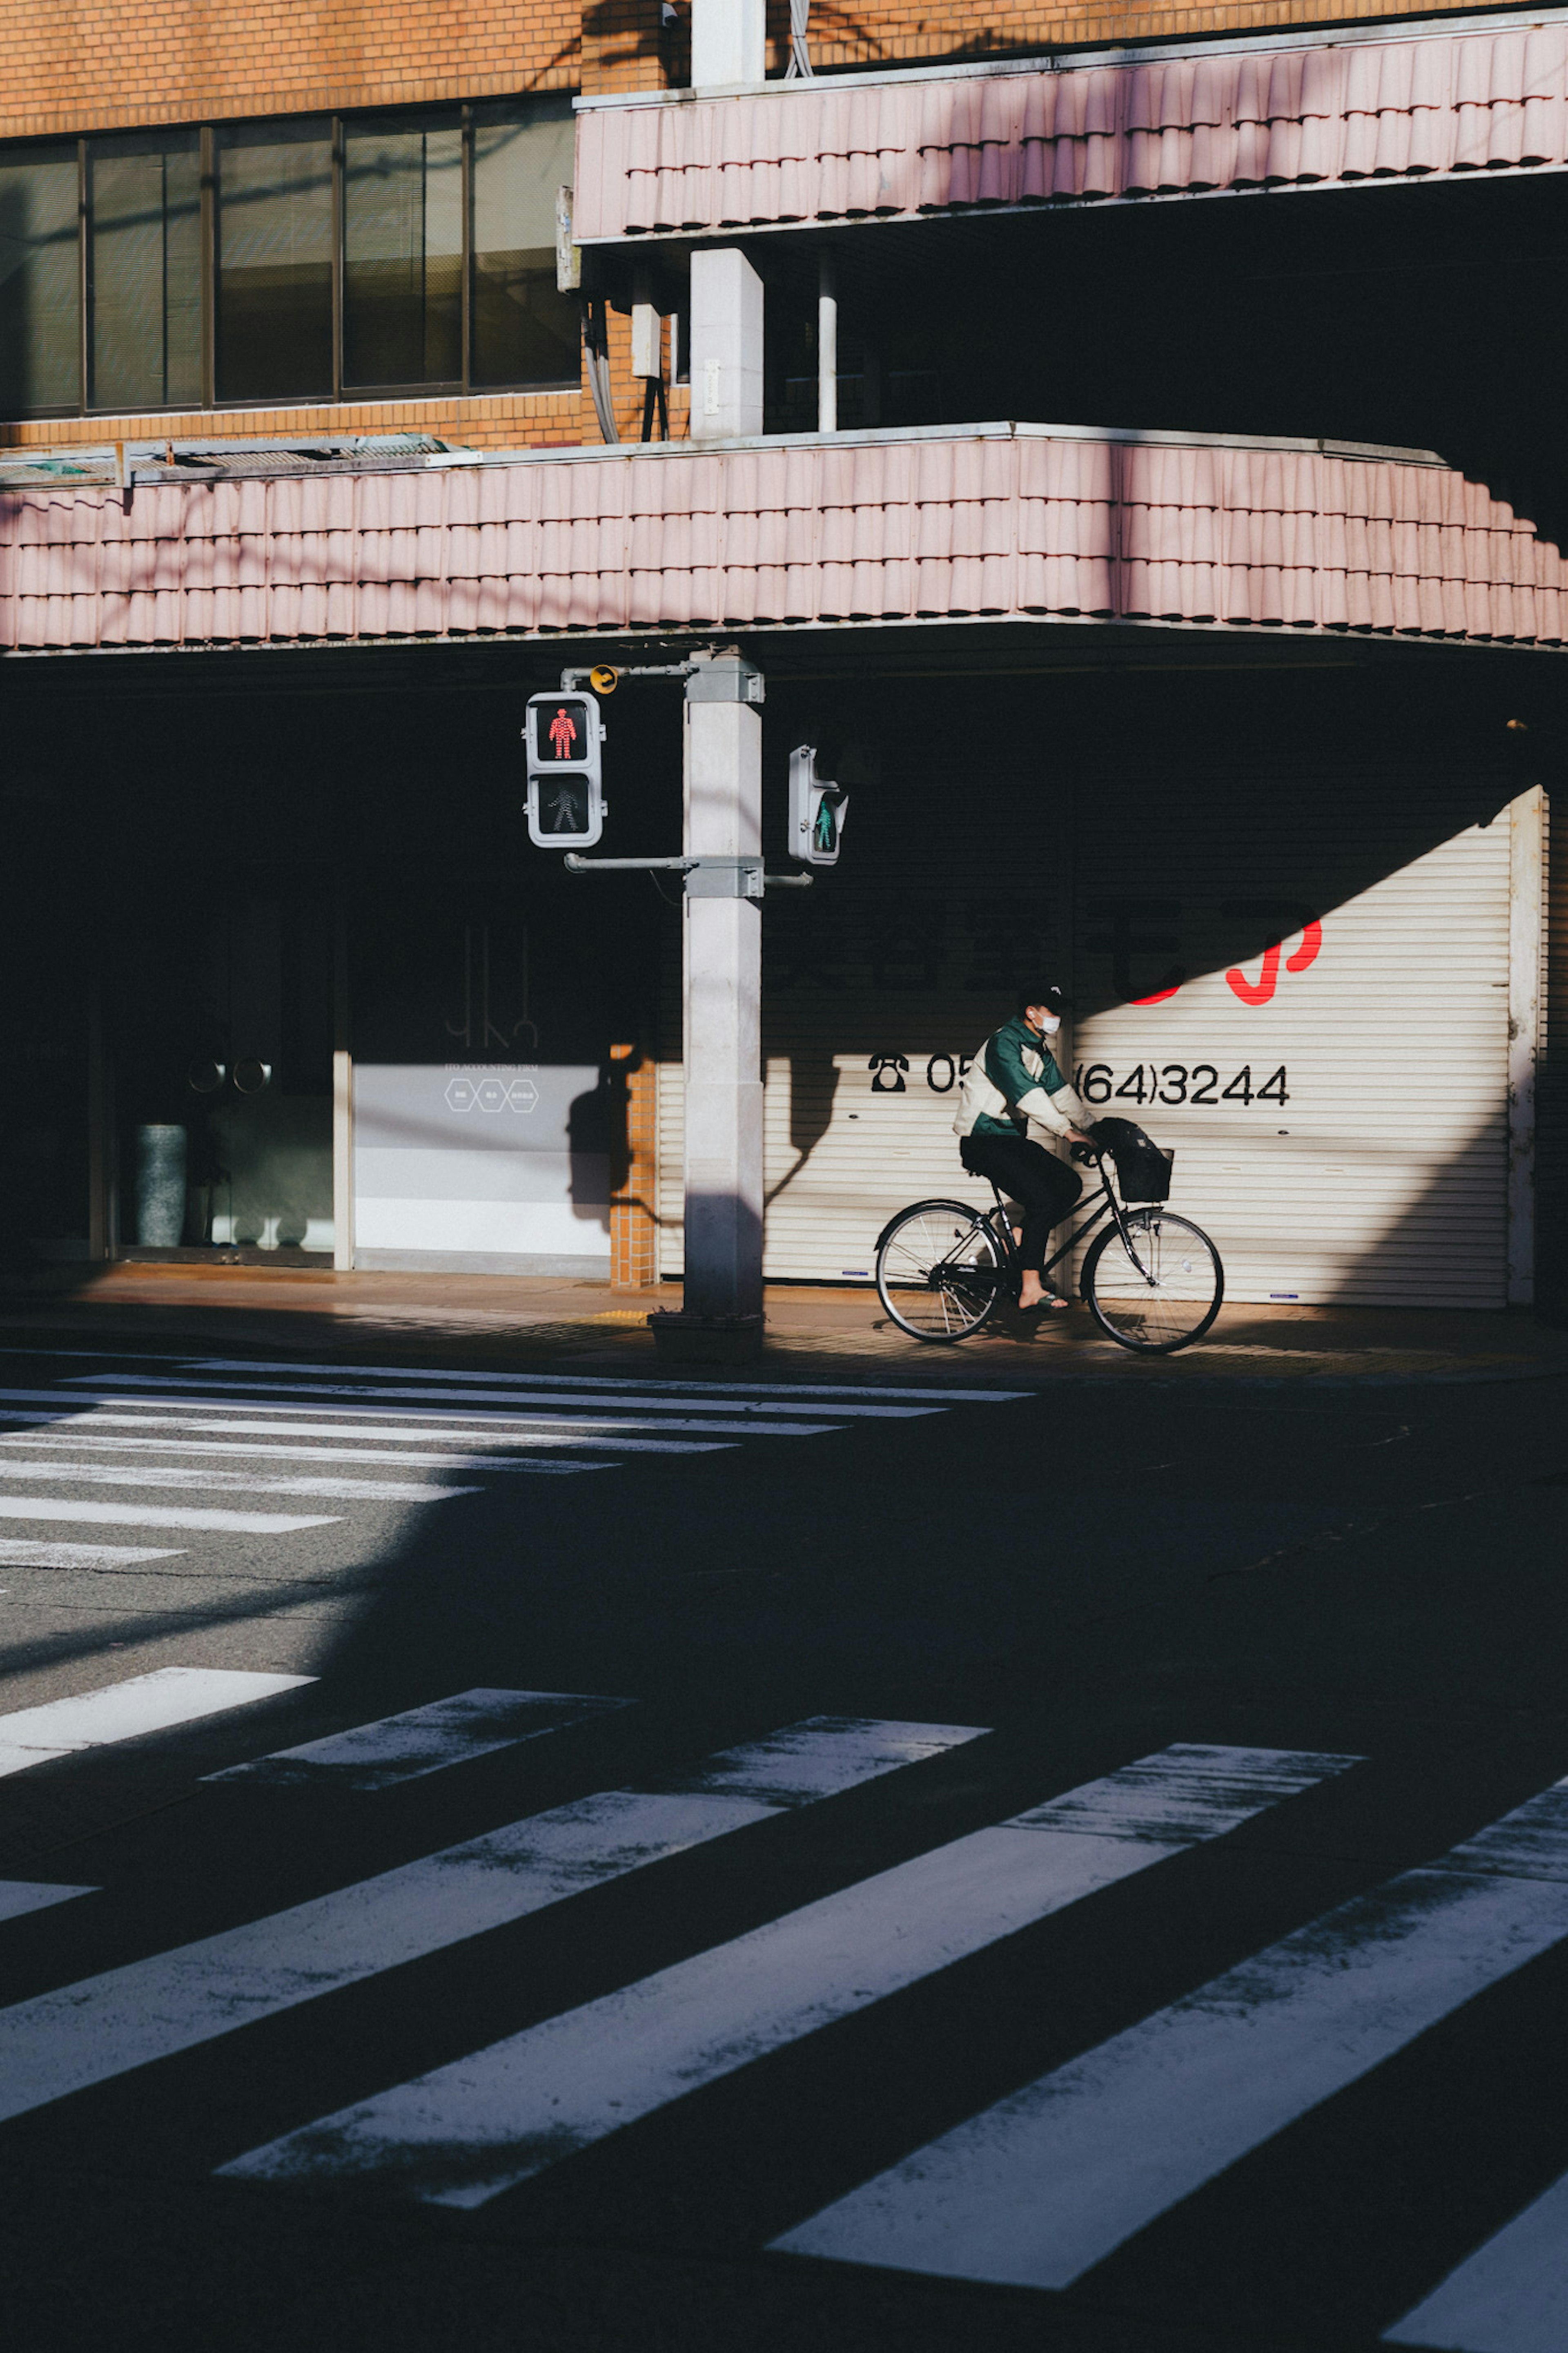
[725,170,1568,545]
[3,631,1561,1273]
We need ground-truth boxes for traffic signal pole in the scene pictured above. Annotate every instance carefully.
[550,649,815,1358]
[682,651,765,1326]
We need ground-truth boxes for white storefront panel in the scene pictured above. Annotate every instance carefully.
[1069,816,1511,1308]
[656,776,1531,1309]
[354,1062,611,1276]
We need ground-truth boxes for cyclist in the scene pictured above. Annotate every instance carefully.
[953,984,1098,1313]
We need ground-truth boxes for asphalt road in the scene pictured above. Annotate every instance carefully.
[0,1336,1566,2353]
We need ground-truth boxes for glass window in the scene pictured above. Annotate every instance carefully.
[343,115,463,388]
[216,120,333,402]
[87,132,201,411]
[1,97,590,419]
[470,98,578,388]
[0,145,81,412]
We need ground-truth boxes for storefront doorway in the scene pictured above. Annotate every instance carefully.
[109,879,334,1261]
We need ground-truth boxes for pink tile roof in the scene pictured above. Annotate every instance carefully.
[0,429,1560,651]
[574,27,1568,236]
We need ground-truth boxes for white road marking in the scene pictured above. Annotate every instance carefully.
[220,1744,1358,2208]
[206,1688,635,1791]
[182,1361,1031,1402]
[0,1497,340,1535]
[77,1374,942,1421]
[774,1776,1568,2291]
[0,1667,312,1781]
[0,1391,795,1443]
[0,1432,610,1476]
[0,1879,97,1924]
[0,1412,639,1460]
[0,1459,479,1504]
[0,1349,1027,1404]
[1385,2172,1568,2350]
[0,1716,984,2124]
[0,1536,187,1566]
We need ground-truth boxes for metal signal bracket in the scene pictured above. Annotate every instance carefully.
[562,853,811,897]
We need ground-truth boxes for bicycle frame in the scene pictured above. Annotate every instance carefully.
[970,1160,1160,1294]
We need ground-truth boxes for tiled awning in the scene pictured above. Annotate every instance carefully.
[573,23,1568,239]
[1,426,1562,652]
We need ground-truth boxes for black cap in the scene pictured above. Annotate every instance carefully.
[1015,982,1072,1017]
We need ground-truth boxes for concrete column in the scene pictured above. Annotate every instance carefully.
[689,247,764,442]
[692,0,764,88]
[817,251,837,433]
[682,658,764,1319]
[87,957,112,1259]
[333,898,354,1270]
[630,268,660,381]
[1508,782,1544,1304]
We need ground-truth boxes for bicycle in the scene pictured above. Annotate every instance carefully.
[873,1142,1224,1353]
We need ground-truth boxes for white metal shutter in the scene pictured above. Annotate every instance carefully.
[1071,793,1514,1309]
[655,769,1517,1307]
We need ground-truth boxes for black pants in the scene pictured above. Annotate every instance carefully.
[960,1133,1083,1272]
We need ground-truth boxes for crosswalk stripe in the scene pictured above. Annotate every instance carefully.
[0,1459,479,1505]
[0,1432,610,1476]
[182,1361,1031,1403]
[74,1374,944,1422]
[1384,2173,1568,2351]
[0,1391,810,1443]
[0,1879,97,1924]
[0,1410,656,1459]
[0,1716,984,2125]
[205,1688,635,1791]
[0,1668,312,1782]
[0,1349,1031,1405]
[0,1535,187,1565]
[0,1496,341,1535]
[218,1743,1358,2208]
[773,1773,1568,2291]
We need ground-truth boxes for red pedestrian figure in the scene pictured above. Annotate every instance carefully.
[548,705,577,759]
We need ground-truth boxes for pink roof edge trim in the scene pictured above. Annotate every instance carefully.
[575,23,1568,239]
[0,430,1559,654]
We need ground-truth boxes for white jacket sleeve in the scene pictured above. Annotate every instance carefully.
[1023,1079,1096,1139]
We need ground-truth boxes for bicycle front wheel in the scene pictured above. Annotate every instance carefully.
[875,1201,1006,1343]
[1083,1209,1224,1353]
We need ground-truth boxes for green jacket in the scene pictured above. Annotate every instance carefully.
[952,1015,1094,1142]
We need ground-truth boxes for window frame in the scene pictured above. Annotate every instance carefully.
[0,97,580,421]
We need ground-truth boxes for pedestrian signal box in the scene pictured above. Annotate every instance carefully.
[525,692,606,848]
[788,744,848,868]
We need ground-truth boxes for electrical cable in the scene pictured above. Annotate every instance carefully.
[584,299,621,444]
[786,0,813,78]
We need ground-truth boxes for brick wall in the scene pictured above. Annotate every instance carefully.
[609,1044,660,1289]
[0,313,690,456]
[1,0,1504,138]
[584,1,689,93]
[0,0,696,133]
[778,0,1494,69]
[0,1,581,141]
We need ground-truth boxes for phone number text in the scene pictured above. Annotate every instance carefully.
[870,1055,1290,1106]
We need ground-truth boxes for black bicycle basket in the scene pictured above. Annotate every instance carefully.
[1093,1115,1174,1203]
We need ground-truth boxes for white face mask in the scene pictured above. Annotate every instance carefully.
[1034,1010,1062,1037]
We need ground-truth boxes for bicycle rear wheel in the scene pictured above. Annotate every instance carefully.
[875,1201,1006,1342]
[1083,1209,1223,1353]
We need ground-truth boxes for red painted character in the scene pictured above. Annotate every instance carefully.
[1225,917,1322,1007]
[548,705,578,759]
